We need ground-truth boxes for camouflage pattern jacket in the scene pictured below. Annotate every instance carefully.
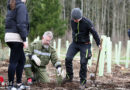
[25,40,61,68]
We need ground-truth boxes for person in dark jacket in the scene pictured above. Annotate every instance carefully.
[63,8,101,90]
[128,29,130,39]
[4,0,29,90]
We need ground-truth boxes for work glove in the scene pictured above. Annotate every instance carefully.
[32,55,41,66]
[57,67,65,77]
[57,67,62,76]
[56,67,64,84]
[56,67,65,83]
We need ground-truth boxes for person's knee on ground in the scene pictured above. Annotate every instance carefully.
[24,58,34,85]
[34,68,50,83]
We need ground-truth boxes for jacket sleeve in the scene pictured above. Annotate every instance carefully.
[50,47,61,68]
[86,19,100,46]
[16,4,28,42]
[24,43,34,59]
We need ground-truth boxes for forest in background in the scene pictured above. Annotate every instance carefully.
[0,0,130,46]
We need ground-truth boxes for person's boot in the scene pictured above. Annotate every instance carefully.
[79,84,86,90]
[62,75,73,84]
[7,81,17,90]
[8,86,17,90]
[79,80,87,90]
[16,83,26,90]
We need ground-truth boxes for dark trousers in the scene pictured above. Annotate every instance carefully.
[65,42,91,84]
[7,42,25,84]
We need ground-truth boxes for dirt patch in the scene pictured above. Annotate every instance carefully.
[0,60,130,90]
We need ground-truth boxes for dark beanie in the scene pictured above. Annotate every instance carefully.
[71,8,82,20]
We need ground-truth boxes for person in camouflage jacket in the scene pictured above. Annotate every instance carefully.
[24,31,62,84]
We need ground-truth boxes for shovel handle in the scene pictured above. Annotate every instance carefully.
[94,39,103,80]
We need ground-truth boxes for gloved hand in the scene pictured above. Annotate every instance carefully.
[57,67,62,76]
[32,55,41,66]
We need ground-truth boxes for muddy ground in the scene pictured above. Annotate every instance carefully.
[0,60,130,90]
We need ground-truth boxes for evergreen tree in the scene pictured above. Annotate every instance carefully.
[27,0,67,41]
[0,0,7,43]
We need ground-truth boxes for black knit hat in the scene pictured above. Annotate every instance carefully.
[71,8,82,20]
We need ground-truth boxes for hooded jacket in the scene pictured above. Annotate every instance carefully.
[5,0,29,42]
[71,17,100,46]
